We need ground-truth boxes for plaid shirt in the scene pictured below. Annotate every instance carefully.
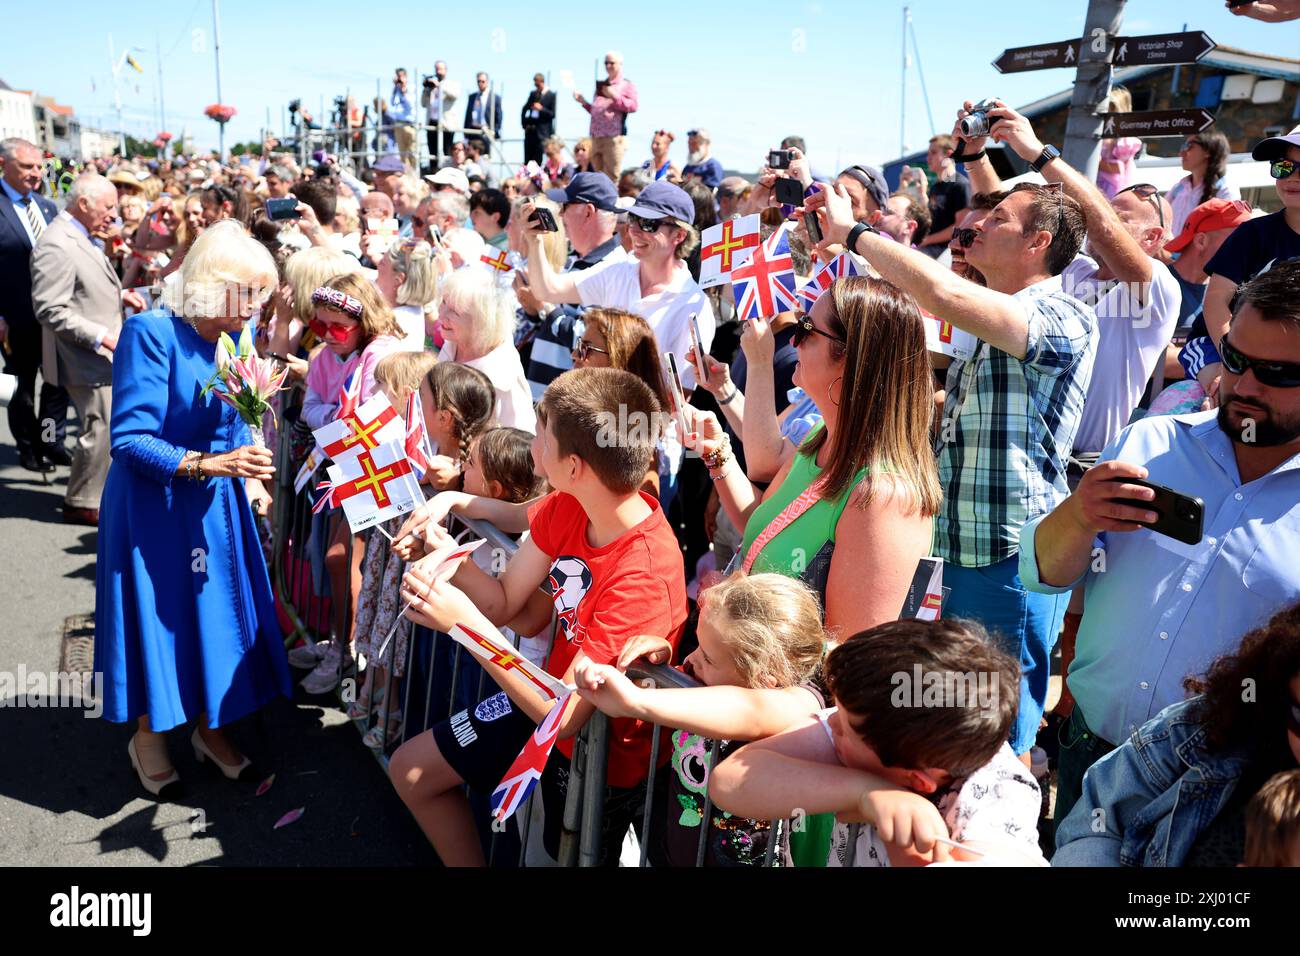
[933,275,1097,568]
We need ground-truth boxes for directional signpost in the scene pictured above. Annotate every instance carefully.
[1097,108,1216,138]
[994,30,1215,73]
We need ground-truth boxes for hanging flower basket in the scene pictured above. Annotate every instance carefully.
[156,131,174,142]
[204,104,237,125]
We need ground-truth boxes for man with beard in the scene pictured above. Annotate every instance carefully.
[1020,258,1300,833]
[681,128,724,191]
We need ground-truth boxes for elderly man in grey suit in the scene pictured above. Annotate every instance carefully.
[30,174,144,525]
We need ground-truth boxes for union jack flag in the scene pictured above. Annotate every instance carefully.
[404,391,433,479]
[336,368,361,421]
[311,480,337,514]
[796,251,863,312]
[490,692,572,822]
[731,224,799,322]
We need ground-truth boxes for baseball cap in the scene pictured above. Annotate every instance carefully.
[1251,125,1300,162]
[545,171,619,211]
[717,176,750,197]
[838,164,890,212]
[1164,198,1253,253]
[626,181,696,225]
[371,153,406,174]
[424,166,470,195]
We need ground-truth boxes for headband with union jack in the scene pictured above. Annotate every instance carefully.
[311,286,363,319]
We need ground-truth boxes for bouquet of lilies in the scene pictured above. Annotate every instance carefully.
[202,324,291,438]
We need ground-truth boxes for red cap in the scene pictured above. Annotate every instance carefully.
[1165,198,1252,253]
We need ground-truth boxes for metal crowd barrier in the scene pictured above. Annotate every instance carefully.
[268,388,788,867]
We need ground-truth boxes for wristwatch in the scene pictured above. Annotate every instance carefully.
[1029,144,1061,174]
[845,221,878,253]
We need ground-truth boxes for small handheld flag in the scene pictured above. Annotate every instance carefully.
[731,224,799,322]
[490,692,573,822]
[797,251,863,312]
[449,623,574,702]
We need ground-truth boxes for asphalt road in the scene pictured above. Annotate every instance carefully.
[0,413,435,866]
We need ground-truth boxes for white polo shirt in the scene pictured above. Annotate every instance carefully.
[573,259,715,391]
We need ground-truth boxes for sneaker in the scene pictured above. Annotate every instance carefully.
[300,642,349,695]
[288,640,331,669]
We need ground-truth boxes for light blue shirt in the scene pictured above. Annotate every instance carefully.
[1020,409,1300,746]
[390,85,413,124]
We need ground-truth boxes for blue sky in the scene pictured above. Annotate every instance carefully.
[5,0,1297,170]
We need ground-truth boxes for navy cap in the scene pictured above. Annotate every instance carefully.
[372,153,406,173]
[838,164,890,213]
[545,171,620,212]
[626,181,696,225]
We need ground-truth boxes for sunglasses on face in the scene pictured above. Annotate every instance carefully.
[1270,159,1299,180]
[1220,334,1300,388]
[572,340,609,361]
[952,227,978,249]
[1179,139,1204,152]
[309,319,357,344]
[791,315,846,348]
[629,213,672,233]
[1116,182,1165,230]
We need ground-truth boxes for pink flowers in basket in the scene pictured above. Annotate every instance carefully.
[204,104,237,125]
[203,325,290,429]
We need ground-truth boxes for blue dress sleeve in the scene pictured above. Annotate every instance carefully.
[110,316,187,485]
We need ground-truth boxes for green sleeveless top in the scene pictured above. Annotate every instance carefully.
[738,424,869,578]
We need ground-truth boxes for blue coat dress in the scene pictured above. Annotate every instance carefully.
[95,309,292,731]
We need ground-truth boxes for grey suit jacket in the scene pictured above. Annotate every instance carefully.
[30,212,122,388]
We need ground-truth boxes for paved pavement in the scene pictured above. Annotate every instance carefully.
[0,414,436,866]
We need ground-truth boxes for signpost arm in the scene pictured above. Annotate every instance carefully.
[1061,0,1127,184]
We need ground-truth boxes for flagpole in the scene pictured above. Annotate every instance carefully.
[156,32,166,158]
[211,0,225,160]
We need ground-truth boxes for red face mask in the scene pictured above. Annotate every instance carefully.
[310,319,355,345]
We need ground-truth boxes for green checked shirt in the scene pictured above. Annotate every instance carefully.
[933,274,1097,568]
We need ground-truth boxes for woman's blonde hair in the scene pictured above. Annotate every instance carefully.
[319,272,404,343]
[284,246,361,324]
[574,137,593,159]
[513,195,567,271]
[440,266,515,355]
[375,350,438,400]
[334,194,360,234]
[1105,86,1133,113]
[699,573,827,689]
[119,193,147,220]
[389,240,439,308]
[160,219,277,319]
[175,190,206,249]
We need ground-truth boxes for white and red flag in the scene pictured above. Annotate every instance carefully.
[324,439,422,532]
[312,394,405,463]
[698,214,761,289]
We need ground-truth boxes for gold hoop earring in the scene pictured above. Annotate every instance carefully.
[830,376,842,407]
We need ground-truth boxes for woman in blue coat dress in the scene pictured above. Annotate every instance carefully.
[95,220,292,797]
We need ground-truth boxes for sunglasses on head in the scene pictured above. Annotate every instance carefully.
[628,213,673,233]
[1116,182,1165,230]
[572,340,609,361]
[1220,334,1300,388]
[1270,159,1299,180]
[309,319,356,344]
[791,315,846,348]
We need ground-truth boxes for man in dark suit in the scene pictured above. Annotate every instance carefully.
[520,73,557,166]
[463,72,502,156]
[0,137,68,473]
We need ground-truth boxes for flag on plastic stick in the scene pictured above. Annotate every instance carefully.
[797,252,863,312]
[449,623,574,703]
[898,557,946,620]
[294,445,325,493]
[731,224,799,322]
[324,440,422,533]
[480,248,512,273]
[313,393,404,463]
[922,309,978,361]
[404,391,434,479]
[336,368,361,421]
[698,214,761,289]
[491,692,573,822]
[311,480,336,515]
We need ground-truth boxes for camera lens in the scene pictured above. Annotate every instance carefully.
[1177,502,1196,521]
[959,112,990,138]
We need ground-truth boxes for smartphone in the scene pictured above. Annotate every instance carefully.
[774,176,805,206]
[530,207,559,233]
[1112,478,1205,546]
[663,351,689,439]
[265,197,301,222]
[428,225,443,244]
[768,149,792,170]
[687,313,709,385]
[804,206,823,246]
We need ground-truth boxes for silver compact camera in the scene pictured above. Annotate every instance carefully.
[959,99,1001,138]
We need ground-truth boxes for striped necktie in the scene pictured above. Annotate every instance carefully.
[22,197,45,242]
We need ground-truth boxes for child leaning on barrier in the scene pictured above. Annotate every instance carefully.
[387,367,688,867]
[709,618,1048,867]
[573,572,827,866]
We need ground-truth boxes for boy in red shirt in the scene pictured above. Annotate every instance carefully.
[390,367,687,866]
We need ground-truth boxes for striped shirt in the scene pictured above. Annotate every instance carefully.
[933,275,1098,567]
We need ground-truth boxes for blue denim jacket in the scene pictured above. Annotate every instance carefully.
[1053,697,1247,867]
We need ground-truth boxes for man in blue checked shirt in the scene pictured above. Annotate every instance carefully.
[1022,260,1300,832]
[805,137,1097,764]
